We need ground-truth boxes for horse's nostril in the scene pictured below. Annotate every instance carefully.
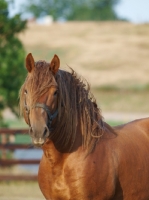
[43,127,49,137]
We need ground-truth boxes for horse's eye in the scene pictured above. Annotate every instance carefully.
[24,90,27,95]
[54,90,58,96]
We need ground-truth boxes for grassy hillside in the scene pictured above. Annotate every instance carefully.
[19,22,149,113]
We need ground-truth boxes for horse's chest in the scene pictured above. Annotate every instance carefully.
[38,159,90,200]
[38,151,117,200]
[50,174,70,199]
[39,168,85,200]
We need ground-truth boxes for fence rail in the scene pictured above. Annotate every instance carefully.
[0,128,40,181]
[0,175,38,181]
[0,159,40,166]
[0,144,33,150]
[0,129,28,134]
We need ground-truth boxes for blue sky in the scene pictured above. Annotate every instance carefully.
[115,0,149,23]
[9,0,149,24]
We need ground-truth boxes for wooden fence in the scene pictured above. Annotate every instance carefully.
[0,129,40,181]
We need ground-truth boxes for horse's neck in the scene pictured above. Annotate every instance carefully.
[42,140,64,166]
[42,126,82,165]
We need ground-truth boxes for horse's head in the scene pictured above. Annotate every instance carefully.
[21,53,60,147]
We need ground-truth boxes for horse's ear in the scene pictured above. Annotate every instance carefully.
[26,53,35,72]
[50,54,60,75]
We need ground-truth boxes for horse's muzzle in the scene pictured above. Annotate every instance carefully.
[32,137,45,147]
[29,126,50,147]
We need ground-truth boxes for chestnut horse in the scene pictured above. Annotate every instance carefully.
[20,53,149,200]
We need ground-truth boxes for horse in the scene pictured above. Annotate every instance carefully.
[19,53,149,200]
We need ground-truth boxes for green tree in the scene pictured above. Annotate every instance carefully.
[68,0,119,20]
[23,0,120,21]
[0,0,27,126]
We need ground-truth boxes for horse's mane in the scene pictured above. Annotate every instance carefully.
[19,61,104,153]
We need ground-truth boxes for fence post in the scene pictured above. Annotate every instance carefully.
[1,133,7,159]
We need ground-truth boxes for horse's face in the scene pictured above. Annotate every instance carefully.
[23,53,60,147]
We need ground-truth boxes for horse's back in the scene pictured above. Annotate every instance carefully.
[114,117,149,133]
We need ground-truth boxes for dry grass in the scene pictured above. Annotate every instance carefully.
[0,181,44,200]
[19,22,149,87]
[93,89,149,112]
[18,21,149,113]
[0,166,44,200]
